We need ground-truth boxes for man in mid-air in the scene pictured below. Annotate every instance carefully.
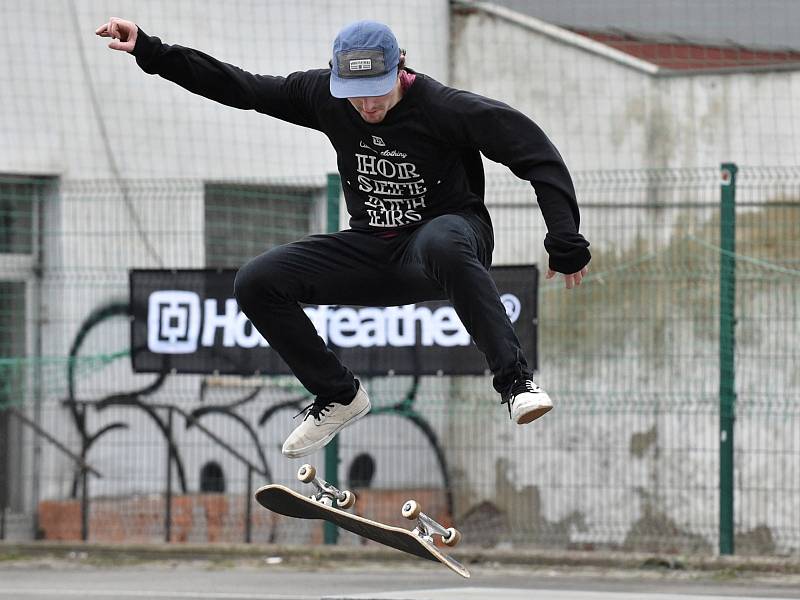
[97,17,590,458]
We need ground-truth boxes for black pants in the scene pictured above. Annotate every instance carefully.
[234,212,532,403]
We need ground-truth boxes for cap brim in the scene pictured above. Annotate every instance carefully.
[330,66,398,99]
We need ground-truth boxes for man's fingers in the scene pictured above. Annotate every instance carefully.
[548,264,590,288]
[109,39,133,51]
[98,18,136,51]
[574,265,589,286]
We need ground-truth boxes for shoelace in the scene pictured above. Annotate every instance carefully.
[294,399,335,422]
[501,378,539,416]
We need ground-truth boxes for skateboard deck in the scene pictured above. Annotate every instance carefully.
[255,484,470,578]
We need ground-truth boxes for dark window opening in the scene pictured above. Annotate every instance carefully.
[200,461,226,493]
[204,182,318,268]
[348,453,376,489]
[0,175,50,254]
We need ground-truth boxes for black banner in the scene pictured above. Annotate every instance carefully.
[130,267,537,376]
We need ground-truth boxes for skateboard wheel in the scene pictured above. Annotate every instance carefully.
[337,490,357,509]
[401,500,421,520]
[443,527,462,547]
[297,464,316,483]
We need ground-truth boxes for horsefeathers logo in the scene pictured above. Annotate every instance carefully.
[146,291,523,354]
[147,290,202,353]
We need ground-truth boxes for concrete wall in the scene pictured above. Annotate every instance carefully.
[451,6,800,173]
[447,5,800,554]
[452,8,654,173]
[4,0,450,179]
[1,0,451,535]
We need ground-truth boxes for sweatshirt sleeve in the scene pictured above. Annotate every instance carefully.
[432,85,590,274]
[130,28,322,130]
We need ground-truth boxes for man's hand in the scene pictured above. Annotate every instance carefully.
[95,17,138,52]
[546,264,589,289]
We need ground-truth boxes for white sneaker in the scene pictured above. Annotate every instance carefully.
[503,377,553,424]
[281,384,371,458]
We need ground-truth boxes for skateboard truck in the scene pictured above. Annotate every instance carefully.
[402,500,462,547]
[297,464,356,509]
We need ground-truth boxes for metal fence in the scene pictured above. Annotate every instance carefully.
[0,165,798,556]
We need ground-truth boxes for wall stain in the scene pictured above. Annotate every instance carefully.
[736,524,776,555]
[624,491,712,553]
[456,458,587,548]
[630,425,658,458]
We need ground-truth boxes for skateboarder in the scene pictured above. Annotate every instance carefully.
[96,18,591,458]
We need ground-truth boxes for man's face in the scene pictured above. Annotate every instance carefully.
[347,77,402,124]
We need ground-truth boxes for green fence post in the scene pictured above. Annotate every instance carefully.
[719,162,737,555]
[324,173,341,545]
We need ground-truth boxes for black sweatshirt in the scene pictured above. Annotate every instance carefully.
[131,30,590,274]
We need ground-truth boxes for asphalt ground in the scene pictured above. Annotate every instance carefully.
[1,543,800,600]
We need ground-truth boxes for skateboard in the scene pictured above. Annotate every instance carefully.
[254,464,470,578]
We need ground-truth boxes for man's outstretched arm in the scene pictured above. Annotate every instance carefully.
[95,17,320,129]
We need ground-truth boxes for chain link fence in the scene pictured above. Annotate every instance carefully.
[1,166,798,555]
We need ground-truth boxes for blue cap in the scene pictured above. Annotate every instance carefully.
[330,21,400,98]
